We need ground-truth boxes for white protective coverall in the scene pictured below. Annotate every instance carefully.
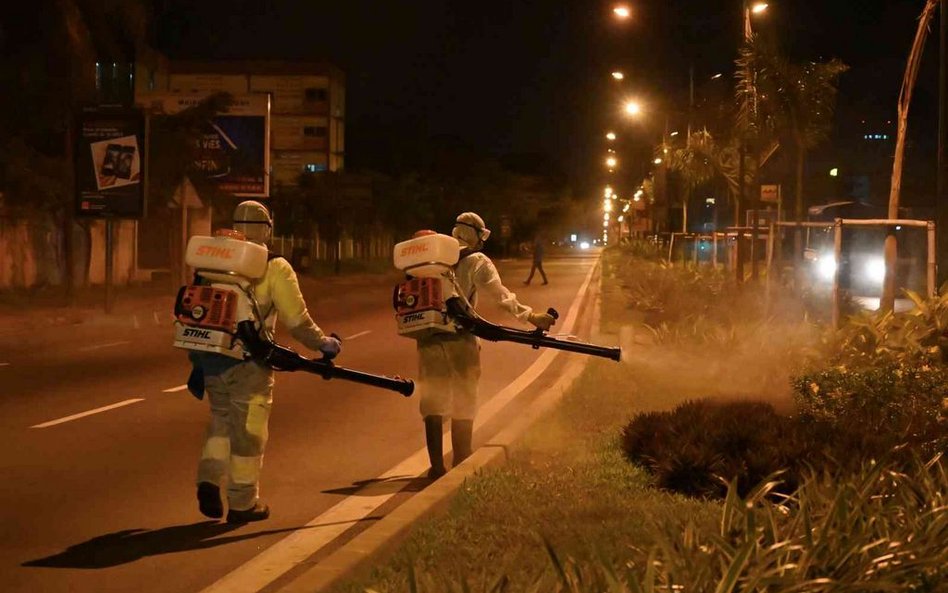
[417,213,553,477]
[417,250,533,419]
[195,204,330,513]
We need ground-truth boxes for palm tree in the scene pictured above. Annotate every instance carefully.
[880,0,938,313]
[736,39,847,262]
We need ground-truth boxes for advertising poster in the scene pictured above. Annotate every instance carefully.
[75,108,145,218]
[138,93,270,197]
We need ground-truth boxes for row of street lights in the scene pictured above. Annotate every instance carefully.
[600,2,770,247]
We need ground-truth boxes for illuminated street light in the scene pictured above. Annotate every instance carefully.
[653,157,663,165]
[603,220,609,228]
[669,131,679,137]
[711,73,724,80]
[604,186,613,197]
[751,2,769,14]
[611,71,625,81]
[613,5,631,19]
[624,100,642,117]
[604,200,614,212]
[604,212,610,221]
[830,167,839,177]
[617,215,624,222]
[606,156,618,168]
[606,132,617,141]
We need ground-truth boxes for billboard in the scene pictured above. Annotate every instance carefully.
[138,93,271,197]
[75,107,145,218]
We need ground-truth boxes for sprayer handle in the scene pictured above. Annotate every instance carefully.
[547,308,560,320]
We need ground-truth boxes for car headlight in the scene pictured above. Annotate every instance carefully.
[817,256,837,281]
[864,257,886,284]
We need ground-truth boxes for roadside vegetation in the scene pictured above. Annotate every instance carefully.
[330,247,947,593]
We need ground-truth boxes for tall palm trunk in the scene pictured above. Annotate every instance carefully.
[882,0,939,312]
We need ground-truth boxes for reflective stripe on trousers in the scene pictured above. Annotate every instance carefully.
[197,361,274,511]
[417,332,481,420]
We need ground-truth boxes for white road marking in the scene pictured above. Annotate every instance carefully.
[0,362,10,367]
[133,315,141,330]
[343,330,372,341]
[78,340,131,353]
[162,385,189,393]
[31,398,146,429]
[153,312,161,325]
[200,260,599,593]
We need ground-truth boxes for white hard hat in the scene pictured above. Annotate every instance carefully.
[453,212,491,248]
[233,200,273,244]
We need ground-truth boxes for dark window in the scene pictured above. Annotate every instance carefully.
[303,126,328,137]
[304,88,328,102]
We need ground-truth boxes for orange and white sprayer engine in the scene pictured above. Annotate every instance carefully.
[393,232,461,339]
[173,230,269,359]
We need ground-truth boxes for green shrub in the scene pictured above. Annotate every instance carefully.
[793,362,948,458]
[620,400,812,498]
[620,395,948,500]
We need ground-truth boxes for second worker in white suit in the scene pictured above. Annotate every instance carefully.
[418,212,554,478]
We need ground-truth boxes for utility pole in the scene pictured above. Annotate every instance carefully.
[938,0,948,289]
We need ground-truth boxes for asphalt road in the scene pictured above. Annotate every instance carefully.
[0,252,600,593]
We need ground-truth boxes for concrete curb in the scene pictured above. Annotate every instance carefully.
[276,265,602,593]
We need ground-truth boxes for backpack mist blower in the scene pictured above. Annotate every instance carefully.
[391,232,621,362]
[173,231,414,397]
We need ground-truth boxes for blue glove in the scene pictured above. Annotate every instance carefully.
[318,336,342,359]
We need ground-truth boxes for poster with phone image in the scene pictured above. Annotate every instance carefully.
[90,136,140,189]
[76,108,145,218]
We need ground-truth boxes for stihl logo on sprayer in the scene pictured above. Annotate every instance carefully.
[183,328,213,339]
[195,245,236,259]
[399,244,429,257]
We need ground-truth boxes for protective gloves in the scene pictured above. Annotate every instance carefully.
[318,335,342,359]
[527,311,555,331]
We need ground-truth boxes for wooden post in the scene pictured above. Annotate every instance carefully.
[668,233,676,264]
[832,218,843,328]
[712,233,719,269]
[105,218,114,314]
[928,220,937,297]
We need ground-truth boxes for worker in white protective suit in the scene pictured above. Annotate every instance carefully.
[189,200,341,523]
[418,212,555,478]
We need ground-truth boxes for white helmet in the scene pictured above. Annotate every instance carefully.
[452,212,491,249]
[233,200,273,244]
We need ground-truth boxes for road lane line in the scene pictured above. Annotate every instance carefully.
[78,340,132,353]
[0,362,9,367]
[31,398,146,429]
[343,330,372,340]
[199,259,599,593]
[162,385,189,393]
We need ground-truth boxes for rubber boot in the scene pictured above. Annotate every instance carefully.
[451,419,474,467]
[197,482,223,519]
[226,501,270,524]
[424,415,447,479]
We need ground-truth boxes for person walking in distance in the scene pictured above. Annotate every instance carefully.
[419,213,555,478]
[524,234,548,285]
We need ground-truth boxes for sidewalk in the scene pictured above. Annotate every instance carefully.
[0,283,174,337]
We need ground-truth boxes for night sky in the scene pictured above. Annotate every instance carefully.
[154,0,941,197]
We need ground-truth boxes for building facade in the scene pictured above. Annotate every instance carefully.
[159,60,346,185]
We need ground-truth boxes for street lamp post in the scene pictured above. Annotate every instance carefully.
[742,1,768,282]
